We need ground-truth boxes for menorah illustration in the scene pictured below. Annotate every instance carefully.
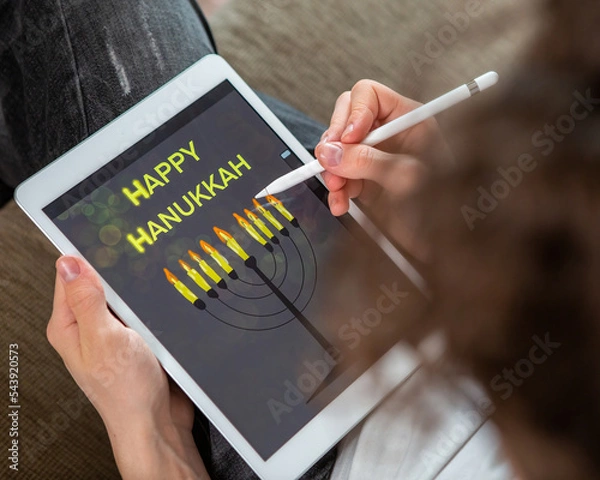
[163,195,339,369]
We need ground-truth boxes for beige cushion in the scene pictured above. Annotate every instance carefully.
[212,0,539,125]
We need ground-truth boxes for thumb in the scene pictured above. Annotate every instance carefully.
[316,141,425,195]
[56,256,114,341]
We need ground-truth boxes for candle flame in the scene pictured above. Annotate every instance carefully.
[266,195,282,207]
[164,268,178,285]
[200,240,217,255]
[244,209,258,222]
[245,208,276,242]
[201,239,236,274]
[213,226,250,261]
[188,250,202,263]
[233,213,250,229]
[213,226,233,243]
[252,198,270,218]
[234,212,268,246]
[178,259,192,272]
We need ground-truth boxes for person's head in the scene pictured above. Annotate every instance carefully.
[420,98,600,479]
[329,0,600,477]
[417,1,600,477]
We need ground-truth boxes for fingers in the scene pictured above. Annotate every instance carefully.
[322,170,363,217]
[48,268,80,357]
[321,171,347,193]
[55,256,119,354]
[323,91,352,143]
[327,179,364,217]
[317,141,427,197]
[328,190,349,217]
[318,80,439,217]
[322,169,363,217]
[317,141,395,182]
[341,80,420,144]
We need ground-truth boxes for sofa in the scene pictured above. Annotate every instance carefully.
[0,0,535,477]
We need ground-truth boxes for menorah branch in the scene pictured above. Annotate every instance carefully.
[244,256,337,355]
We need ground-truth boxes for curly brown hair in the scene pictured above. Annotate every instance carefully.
[418,0,600,476]
[328,0,600,478]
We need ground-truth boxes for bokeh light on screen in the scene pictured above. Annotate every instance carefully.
[89,245,119,269]
[166,237,202,269]
[99,225,122,246]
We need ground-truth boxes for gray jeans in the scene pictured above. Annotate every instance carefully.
[0,1,324,192]
[0,1,334,478]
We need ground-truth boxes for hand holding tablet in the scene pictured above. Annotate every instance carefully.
[49,256,209,479]
[16,55,426,479]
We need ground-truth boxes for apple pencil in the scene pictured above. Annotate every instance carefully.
[255,71,499,199]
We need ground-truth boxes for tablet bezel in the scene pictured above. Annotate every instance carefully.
[15,54,425,479]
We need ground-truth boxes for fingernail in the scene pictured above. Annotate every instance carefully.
[342,123,354,138]
[57,257,81,283]
[320,142,343,167]
[316,133,328,149]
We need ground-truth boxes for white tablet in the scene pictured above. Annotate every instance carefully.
[16,54,427,479]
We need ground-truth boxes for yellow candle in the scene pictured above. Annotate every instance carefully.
[245,209,275,240]
[179,260,213,293]
[188,250,224,285]
[266,195,295,222]
[164,268,205,309]
[213,227,250,261]
[200,240,234,274]
[253,198,285,231]
[234,213,267,246]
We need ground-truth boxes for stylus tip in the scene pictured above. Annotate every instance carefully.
[255,189,268,199]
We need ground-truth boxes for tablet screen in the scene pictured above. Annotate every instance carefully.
[43,81,425,459]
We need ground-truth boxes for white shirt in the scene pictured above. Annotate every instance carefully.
[330,369,517,480]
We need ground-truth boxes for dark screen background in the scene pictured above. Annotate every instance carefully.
[45,82,426,459]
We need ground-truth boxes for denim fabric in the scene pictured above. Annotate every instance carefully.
[0,0,324,187]
[0,0,332,478]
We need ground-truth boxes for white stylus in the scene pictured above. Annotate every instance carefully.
[255,71,499,198]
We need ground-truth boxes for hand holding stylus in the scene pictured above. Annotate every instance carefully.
[316,80,452,216]
[255,73,499,216]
